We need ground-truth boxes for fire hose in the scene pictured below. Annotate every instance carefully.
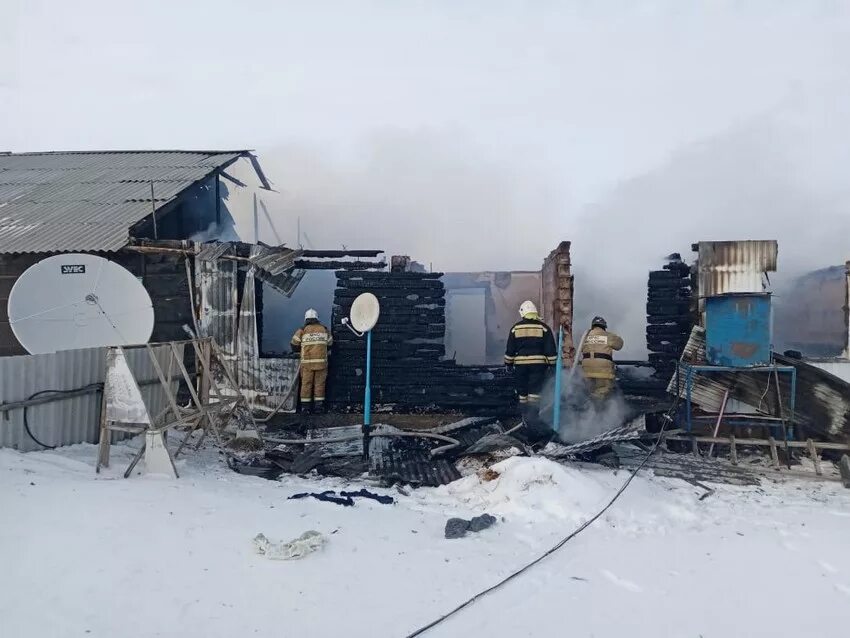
[402,394,677,637]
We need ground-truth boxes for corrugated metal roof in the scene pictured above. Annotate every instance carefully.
[0,150,248,254]
[696,240,778,297]
[249,244,301,275]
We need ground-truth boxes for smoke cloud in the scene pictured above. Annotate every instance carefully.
[6,2,850,358]
[537,368,633,444]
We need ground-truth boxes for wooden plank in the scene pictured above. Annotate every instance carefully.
[169,341,224,447]
[807,439,823,476]
[768,437,780,468]
[96,369,110,473]
[191,339,228,403]
[664,435,850,451]
[146,344,186,430]
[123,443,146,479]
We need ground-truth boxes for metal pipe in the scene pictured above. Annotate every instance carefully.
[364,330,372,428]
[253,192,259,243]
[0,376,172,415]
[150,181,158,239]
[215,173,221,225]
[553,325,563,433]
[773,363,792,469]
[0,385,103,413]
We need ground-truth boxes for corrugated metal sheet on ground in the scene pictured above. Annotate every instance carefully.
[369,433,461,486]
[696,240,777,297]
[667,328,850,441]
[0,150,246,254]
[0,343,179,452]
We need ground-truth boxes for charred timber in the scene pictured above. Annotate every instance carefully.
[300,249,384,258]
[293,260,387,270]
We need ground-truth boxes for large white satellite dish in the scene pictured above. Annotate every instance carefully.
[8,254,155,354]
[349,292,380,333]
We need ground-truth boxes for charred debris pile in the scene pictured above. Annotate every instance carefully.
[328,271,515,412]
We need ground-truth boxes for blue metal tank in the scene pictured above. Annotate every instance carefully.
[705,293,772,367]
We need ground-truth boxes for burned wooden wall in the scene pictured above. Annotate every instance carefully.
[0,253,41,356]
[328,271,515,412]
[541,242,574,365]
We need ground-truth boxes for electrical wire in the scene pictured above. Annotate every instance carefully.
[21,383,103,449]
[403,409,673,638]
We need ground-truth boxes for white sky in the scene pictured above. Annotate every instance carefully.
[4,1,850,348]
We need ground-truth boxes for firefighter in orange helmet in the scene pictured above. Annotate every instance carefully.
[579,316,623,401]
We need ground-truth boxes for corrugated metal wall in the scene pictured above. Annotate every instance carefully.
[0,344,178,452]
[696,240,778,297]
[236,268,298,412]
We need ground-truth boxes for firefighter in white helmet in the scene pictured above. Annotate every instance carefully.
[504,300,557,438]
[291,309,333,413]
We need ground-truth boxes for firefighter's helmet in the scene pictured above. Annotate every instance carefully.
[519,300,538,317]
[591,316,607,329]
[305,308,319,321]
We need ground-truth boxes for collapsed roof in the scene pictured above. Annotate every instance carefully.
[0,150,270,254]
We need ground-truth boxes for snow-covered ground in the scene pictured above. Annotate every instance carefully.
[2,441,849,638]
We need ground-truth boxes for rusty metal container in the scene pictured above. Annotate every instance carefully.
[705,293,772,367]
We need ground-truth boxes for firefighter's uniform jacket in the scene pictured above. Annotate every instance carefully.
[291,320,333,405]
[579,326,623,380]
[504,315,557,404]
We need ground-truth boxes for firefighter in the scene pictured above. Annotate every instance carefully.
[504,300,557,434]
[291,309,333,413]
[579,316,623,401]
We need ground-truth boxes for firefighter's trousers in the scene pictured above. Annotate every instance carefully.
[300,366,328,405]
[586,377,615,401]
[514,364,548,405]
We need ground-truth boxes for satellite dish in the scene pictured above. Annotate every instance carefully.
[8,254,155,354]
[349,292,380,333]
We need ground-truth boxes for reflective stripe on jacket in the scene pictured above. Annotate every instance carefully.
[579,326,623,379]
[504,315,557,366]
[291,322,333,370]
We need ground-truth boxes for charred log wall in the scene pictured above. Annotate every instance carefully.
[328,271,515,412]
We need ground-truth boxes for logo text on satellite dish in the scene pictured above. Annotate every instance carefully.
[61,265,86,274]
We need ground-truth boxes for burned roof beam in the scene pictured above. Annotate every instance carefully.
[294,260,387,270]
[301,249,384,258]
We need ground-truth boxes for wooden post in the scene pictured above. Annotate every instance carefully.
[95,381,110,472]
[729,435,738,465]
[768,436,780,469]
[145,345,185,429]
[807,439,823,476]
